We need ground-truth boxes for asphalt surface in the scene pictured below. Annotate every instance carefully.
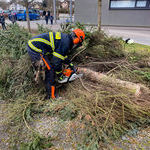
[103,26,150,46]
[5,19,150,46]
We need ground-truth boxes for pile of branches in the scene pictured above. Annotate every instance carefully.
[0,24,35,99]
[0,24,31,59]
[0,23,150,149]
[86,31,124,60]
[70,31,125,65]
[57,76,150,148]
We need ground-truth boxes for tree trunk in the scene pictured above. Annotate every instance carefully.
[98,0,101,31]
[78,68,149,97]
[26,5,31,33]
[53,0,56,23]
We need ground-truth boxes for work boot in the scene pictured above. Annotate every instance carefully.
[54,95,63,100]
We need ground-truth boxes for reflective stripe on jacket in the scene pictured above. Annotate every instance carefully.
[28,32,73,74]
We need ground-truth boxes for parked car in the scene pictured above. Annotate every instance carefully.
[16,9,40,21]
[10,10,18,14]
[32,9,42,18]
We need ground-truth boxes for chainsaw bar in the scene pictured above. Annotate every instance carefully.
[69,73,83,82]
[58,73,83,84]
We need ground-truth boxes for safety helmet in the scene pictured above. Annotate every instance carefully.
[72,29,85,44]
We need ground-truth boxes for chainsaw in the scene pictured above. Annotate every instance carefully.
[34,60,82,84]
[58,68,83,84]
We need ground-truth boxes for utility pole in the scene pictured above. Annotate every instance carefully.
[70,0,72,23]
[53,0,56,23]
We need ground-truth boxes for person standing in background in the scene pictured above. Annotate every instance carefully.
[48,11,50,19]
[50,14,54,25]
[10,12,16,24]
[45,11,49,25]
[0,13,6,30]
[43,10,46,17]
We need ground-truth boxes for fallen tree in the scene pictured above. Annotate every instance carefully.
[78,67,149,97]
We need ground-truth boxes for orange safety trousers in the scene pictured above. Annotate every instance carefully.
[40,54,56,99]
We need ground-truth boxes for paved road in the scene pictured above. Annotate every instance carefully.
[5,19,150,46]
[103,26,150,46]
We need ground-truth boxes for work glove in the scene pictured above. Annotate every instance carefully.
[58,74,65,80]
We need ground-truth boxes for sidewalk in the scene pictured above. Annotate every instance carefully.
[5,19,61,31]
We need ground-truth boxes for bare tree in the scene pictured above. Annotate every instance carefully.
[9,0,17,4]
[20,0,36,33]
[24,0,33,32]
[98,0,101,31]
[10,0,35,32]
[42,0,53,10]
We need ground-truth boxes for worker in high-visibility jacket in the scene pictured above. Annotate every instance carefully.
[27,29,85,99]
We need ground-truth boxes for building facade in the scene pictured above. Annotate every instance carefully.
[74,0,150,27]
[9,3,25,10]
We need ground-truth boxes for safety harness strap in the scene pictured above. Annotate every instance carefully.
[40,54,51,70]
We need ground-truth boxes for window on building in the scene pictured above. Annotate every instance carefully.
[136,0,147,7]
[110,0,150,9]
